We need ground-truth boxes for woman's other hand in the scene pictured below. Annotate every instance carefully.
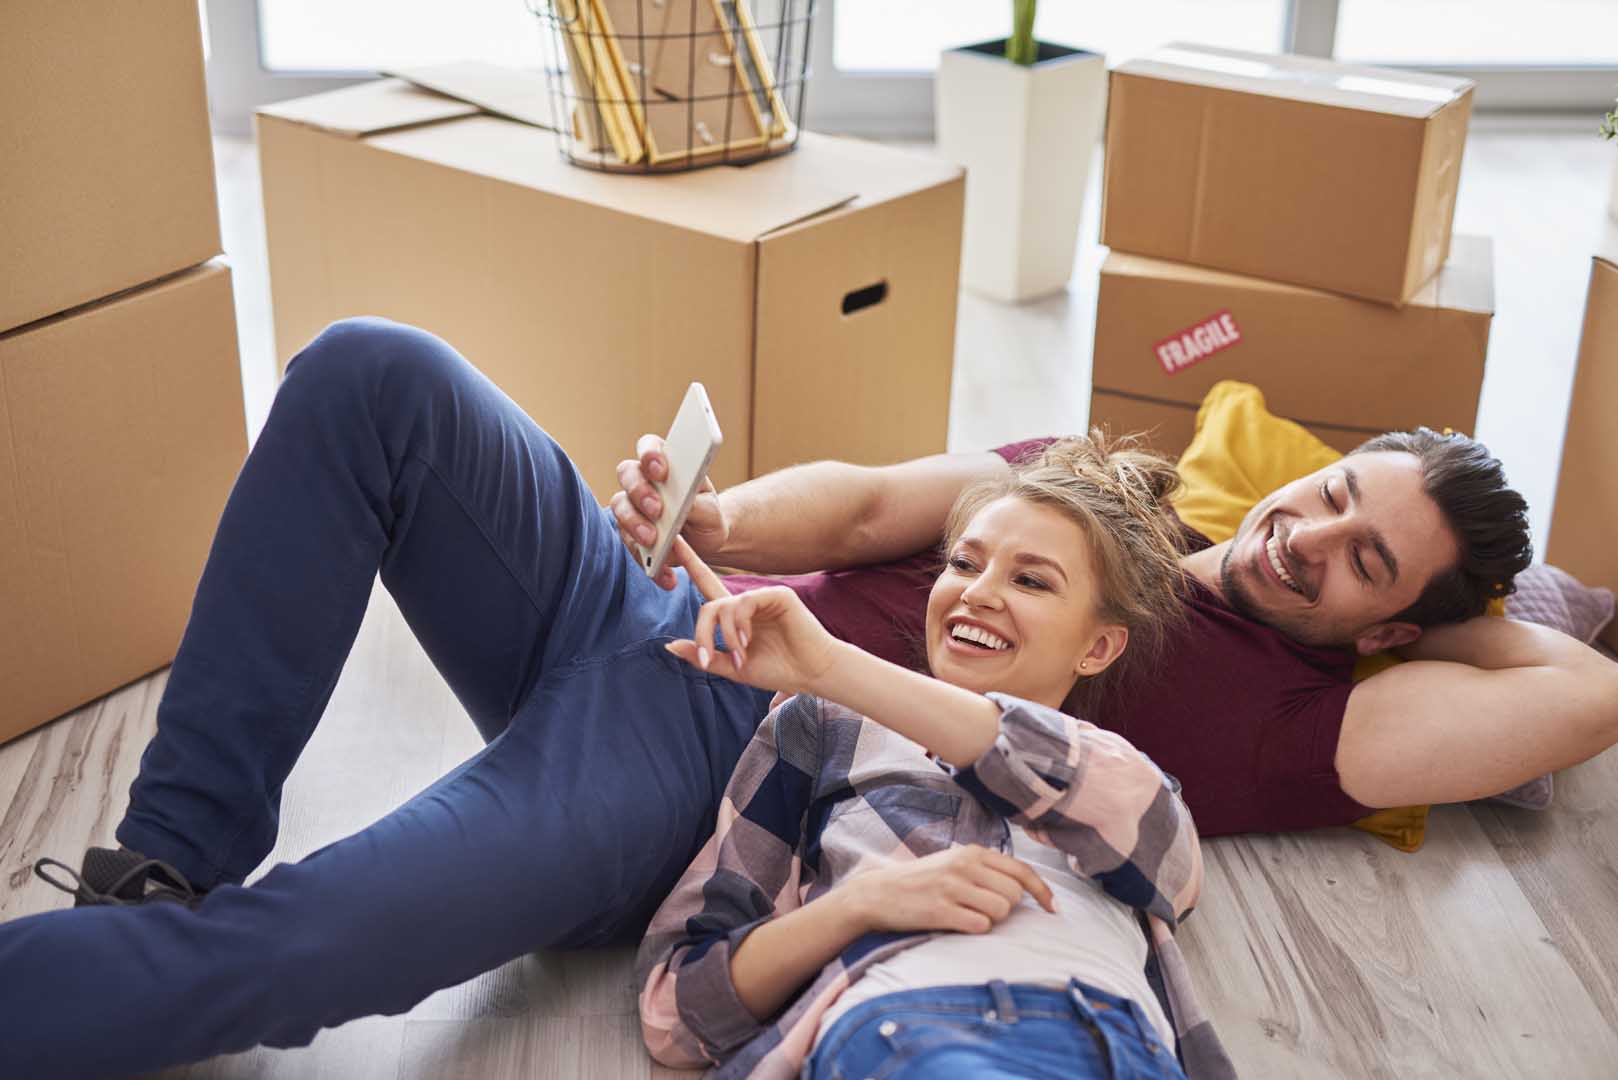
[665,538,840,696]
[843,845,1056,935]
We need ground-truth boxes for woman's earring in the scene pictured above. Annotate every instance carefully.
[1079,660,1089,671]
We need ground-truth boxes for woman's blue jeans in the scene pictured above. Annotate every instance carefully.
[807,980,1189,1080]
[0,318,773,1079]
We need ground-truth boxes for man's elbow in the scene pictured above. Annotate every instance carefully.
[1589,651,1618,741]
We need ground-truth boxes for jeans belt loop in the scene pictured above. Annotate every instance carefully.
[986,979,1019,1024]
[1066,978,1098,1025]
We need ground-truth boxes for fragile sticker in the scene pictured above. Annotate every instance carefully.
[1153,310,1242,374]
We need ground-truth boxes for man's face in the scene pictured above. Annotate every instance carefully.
[1219,451,1460,650]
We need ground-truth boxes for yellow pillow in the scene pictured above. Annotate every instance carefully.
[1174,381,1342,545]
[1172,381,1504,853]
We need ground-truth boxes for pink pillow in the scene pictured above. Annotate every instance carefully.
[1506,563,1616,645]
[1486,564,1616,810]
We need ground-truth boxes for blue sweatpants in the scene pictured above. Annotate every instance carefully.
[0,318,773,1078]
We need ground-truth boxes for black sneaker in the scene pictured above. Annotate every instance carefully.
[34,847,203,909]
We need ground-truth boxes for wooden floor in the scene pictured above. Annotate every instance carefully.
[2,126,1617,1078]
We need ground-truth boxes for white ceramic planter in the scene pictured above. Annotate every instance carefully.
[935,39,1107,303]
[1609,149,1618,222]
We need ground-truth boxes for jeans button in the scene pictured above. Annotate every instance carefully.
[878,1020,898,1037]
[983,1009,997,1021]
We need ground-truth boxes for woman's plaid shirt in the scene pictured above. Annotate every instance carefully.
[636,691,1236,1080]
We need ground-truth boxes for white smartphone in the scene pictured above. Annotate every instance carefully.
[637,382,723,579]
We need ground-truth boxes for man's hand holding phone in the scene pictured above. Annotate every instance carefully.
[612,437,728,589]
[611,383,726,589]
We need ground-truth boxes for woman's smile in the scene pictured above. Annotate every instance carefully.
[943,616,1016,659]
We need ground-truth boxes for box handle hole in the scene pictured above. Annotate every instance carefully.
[842,281,888,316]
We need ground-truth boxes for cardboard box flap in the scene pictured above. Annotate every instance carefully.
[1102,251,1311,298]
[258,78,479,137]
[369,117,860,243]
[1104,234,1494,315]
[1118,43,1474,118]
[387,61,555,131]
[769,132,965,220]
[1420,234,1494,314]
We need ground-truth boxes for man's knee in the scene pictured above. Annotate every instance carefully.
[280,317,474,436]
[287,317,455,388]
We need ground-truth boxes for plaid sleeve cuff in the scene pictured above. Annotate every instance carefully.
[674,918,773,1057]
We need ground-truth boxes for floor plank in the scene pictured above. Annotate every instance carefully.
[0,677,163,919]
[1180,805,1618,1079]
[1471,745,1618,1037]
[161,1017,406,1080]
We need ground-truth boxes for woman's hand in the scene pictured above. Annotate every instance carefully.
[842,845,1056,935]
[665,538,840,696]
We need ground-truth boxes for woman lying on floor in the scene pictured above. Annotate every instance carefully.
[638,436,1236,1080]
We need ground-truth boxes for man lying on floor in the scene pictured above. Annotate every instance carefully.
[6,320,1616,1077]
[616,394,1616,837]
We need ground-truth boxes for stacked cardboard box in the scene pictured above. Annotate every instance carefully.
[257,66,965,498]
[1090,44,1489,457]
[1546,257,1618,652]
[1,2,248,742]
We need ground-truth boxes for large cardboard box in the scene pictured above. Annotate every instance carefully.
[0,263,247,743]
[1089,235,1494,457]
[1547,257,1618,653]
[1,0,222,333]
[1101,44,1474,305]
[257,74,965,497]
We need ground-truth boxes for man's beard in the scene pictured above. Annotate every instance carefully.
[1218,538,1348,649]
[1218,542,1267,625]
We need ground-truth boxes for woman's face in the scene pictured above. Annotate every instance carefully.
[925,496,1116,710]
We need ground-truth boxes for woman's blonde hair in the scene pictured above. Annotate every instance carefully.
[940,431,1188,715]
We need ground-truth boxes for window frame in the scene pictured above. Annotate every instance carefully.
[205,0,1618,136]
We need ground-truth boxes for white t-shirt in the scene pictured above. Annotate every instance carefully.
[814,823,1174,1049]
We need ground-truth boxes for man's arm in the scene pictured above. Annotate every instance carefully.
[714,451,1007,572]
[613,439,1008,577]
[1336,617,1618,808]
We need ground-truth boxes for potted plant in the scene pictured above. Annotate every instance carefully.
[1604,92,1618,221]
[934,1,1107,303]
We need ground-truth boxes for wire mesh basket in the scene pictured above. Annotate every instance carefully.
[526,0,816,174]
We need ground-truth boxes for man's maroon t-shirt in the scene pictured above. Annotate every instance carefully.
[724,438,1374,836]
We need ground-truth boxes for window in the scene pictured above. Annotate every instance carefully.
[1334,0,1618,66]
[257,0,543,72]
[833,0,1288,73]
[204,0,1618,135]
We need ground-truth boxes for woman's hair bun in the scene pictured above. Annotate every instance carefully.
[1036,430,1182,508]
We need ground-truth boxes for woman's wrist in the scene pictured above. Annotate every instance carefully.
[804,640,875,700]
[825,874,877,937]
[728,877,879,1020]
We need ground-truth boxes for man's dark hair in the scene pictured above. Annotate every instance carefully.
[1350,428,1532,626]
